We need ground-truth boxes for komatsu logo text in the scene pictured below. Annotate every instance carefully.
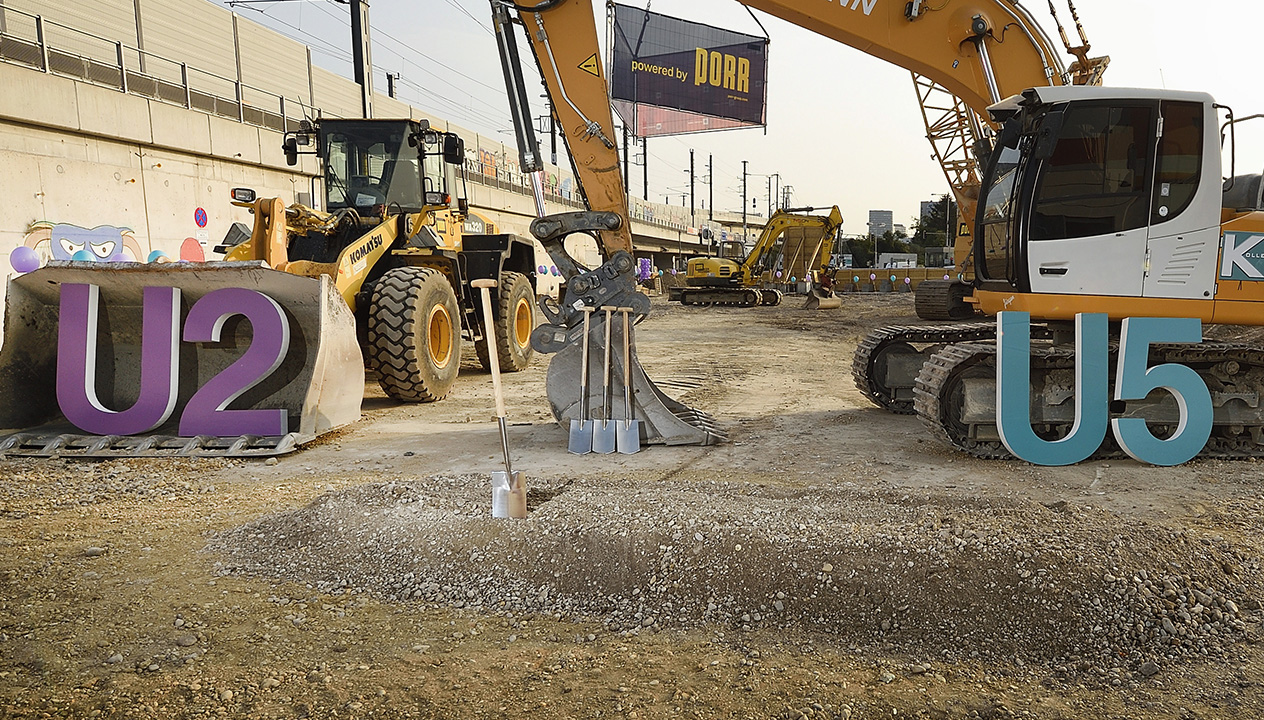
[348,234,383,265]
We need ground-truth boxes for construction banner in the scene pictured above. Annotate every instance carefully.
[610,3,768,137]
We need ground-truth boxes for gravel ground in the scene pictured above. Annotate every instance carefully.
[1,293,1262,719]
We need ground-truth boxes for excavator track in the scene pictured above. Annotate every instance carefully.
[678,287,763,308]
[913,338,1264,461]
[852,323,997,414]
[913,279,976,320]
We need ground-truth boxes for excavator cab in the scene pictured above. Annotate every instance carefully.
[284,118,464,220]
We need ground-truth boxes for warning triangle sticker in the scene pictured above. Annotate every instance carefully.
[578,53,600,77]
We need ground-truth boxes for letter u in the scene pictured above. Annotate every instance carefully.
[56,283,180,435]
[995,312,1109,465]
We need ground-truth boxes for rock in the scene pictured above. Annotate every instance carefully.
[262,677,281,689]
[265,458,279,466]
[106,653,124,665]
[219,689,234,702]
[82,571,100,580]
[175,634,198,647]
[83,546,106,557]
[1139,661,1159,677]
[822,563,833,573]
[879,671,896,684]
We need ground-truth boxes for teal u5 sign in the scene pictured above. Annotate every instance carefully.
[996,312,1213,467]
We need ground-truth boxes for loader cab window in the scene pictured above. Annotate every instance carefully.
[1028,103,1155,241]
[1153,101,1204,224]
[322,122,424,216]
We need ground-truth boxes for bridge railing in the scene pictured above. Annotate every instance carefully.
[0,5,693,237]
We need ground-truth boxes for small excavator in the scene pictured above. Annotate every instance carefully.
[669,206,843,308]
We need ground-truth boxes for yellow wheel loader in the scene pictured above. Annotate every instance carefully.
[668,206,843,309]
[0,118,539,457]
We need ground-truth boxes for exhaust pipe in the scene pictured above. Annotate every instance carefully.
[529,212,726,446]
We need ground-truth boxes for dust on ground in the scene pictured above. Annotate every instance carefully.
[1,293,1262,719]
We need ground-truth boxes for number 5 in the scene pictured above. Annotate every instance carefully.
[1112,317,1212,466]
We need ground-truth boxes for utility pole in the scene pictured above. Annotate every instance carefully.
[689,149,695,223]
[708,154,714,221]
[622,124,629,191]
[642,136,648,201]
[345,0,373,118]
[772,173,780,212]
[741,160,748,246]
[766,175,773,216]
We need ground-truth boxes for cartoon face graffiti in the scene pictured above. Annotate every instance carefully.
[9,221,146,273]
[47,224,141,261]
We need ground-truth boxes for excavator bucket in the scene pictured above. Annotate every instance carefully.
[802,289,842,310]
[0,261,363,457]
[528,214,727,446]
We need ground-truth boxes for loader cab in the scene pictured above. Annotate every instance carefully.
[974,86,1222,301]
[308,119,466,219]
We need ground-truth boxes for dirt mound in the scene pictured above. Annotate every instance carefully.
[210,475,1260,677]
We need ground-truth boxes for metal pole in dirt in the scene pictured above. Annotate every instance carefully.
[708,154,714,222]
[689,149,695,223]
[741,160,748,248]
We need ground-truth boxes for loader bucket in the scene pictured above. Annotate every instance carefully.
[802,290,842,310]
[0,261,362,457]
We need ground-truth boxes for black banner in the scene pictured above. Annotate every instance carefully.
[611,4,767,137]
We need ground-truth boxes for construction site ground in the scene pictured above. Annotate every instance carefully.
[1,292,1261,720]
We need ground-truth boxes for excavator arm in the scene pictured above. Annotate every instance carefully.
[506,0,1104,263]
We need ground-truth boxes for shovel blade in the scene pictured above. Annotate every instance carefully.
[617,419,641,454]
[592,420,617,454]
[567,419,594,454]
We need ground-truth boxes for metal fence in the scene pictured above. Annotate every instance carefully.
[0,5,693,234]
[0,5,305,132]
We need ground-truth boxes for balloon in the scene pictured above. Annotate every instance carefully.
[775,271,782,278]
[147,250,170,263]
[904,277,911,284]
[10,246,40,273]
[944,274,950,280]
[551,266,559,276]
[670,269,677,275]
[109,253,129,263]
[790,277,797,283]
[870,273,876,280]
[890,275,897,282]
[71,250,94,262]
[852,275,859,283]
[538,265,547,274]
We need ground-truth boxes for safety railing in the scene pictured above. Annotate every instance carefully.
[0,5,308,133]
[0,5,697,238]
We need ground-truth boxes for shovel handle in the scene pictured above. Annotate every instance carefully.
[578,306,594,420]
[619,307,634,423]
[601,306,615,421]
[472,279,506,419]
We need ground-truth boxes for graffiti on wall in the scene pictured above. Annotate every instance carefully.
[8,221,206,273]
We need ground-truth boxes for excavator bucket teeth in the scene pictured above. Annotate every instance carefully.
[544,312,727,446]
[0,261,363,457]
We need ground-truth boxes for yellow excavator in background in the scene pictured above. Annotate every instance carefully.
[669,206,843,308]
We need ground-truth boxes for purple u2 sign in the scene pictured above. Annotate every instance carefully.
[56,283,291,437]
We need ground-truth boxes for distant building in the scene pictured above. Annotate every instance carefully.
[920,200,937,221]
[867,209,893,238]
[893,223,907,237]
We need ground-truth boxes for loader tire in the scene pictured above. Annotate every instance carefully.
[368,267,462,402]
[476,270,535,373]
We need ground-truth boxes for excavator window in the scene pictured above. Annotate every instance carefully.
[1028,103,1155,241]
[1152,101,1204,224]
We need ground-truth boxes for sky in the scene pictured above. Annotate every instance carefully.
[212,0,1264,236]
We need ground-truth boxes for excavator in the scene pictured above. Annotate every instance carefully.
[498,0,1264,463]
[669,206,843,308]
[489,0,1106,446]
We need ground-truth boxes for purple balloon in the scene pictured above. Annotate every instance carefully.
[109,253,129,263]
[870,273,877,280]
[904,277,911,284]
[10,246,40,273]
[944,274,950,280]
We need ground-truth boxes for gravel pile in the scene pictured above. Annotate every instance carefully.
[209,474,1262,677]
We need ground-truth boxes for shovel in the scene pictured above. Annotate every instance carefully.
[567,305,596,454]
[473,279,527,519]
[591,306,618,454]
[616,306,641,454]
